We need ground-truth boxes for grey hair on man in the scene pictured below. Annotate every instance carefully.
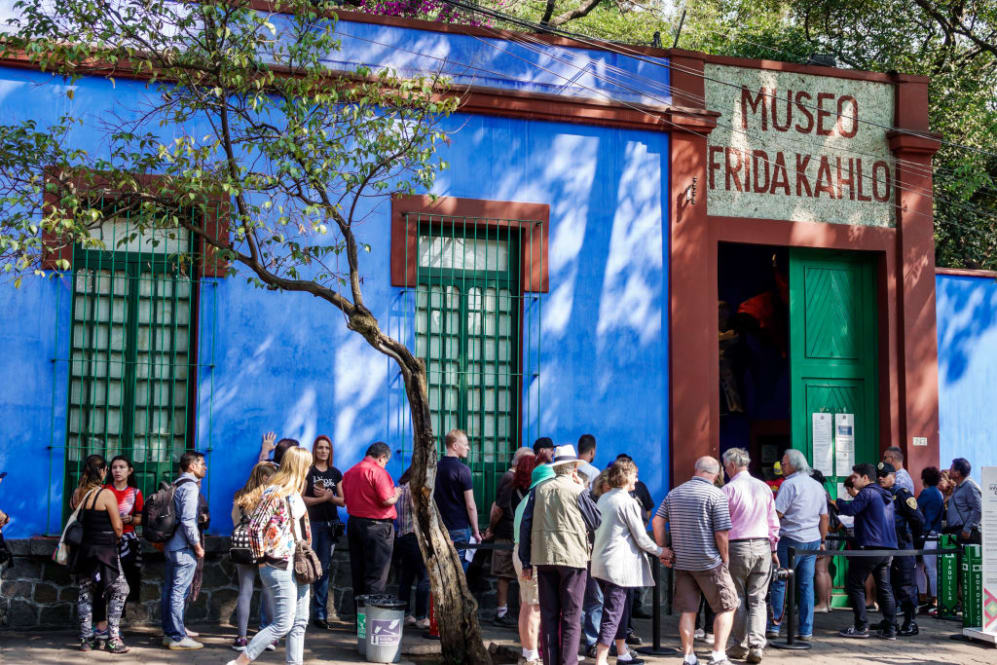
[783,448,811,474]
[722,448,751,469]
[694,456,721,475]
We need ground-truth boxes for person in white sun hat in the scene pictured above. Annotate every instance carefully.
[519,444,601,665]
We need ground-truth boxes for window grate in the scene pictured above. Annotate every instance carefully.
[390,212,546,528]
[62,200,199,514]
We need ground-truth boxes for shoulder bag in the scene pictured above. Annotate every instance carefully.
[287,497,321,584]
[52,488,95,566]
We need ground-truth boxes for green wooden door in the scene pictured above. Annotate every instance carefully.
[789,249,880,607]
[789,249,879,494]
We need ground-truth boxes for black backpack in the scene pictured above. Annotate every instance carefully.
[142,478,194,543]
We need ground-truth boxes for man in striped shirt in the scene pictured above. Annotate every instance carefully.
[653,457,738,665]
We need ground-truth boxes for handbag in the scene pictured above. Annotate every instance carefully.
[52,488,94,566]
[229,509,257,565]
[287,497,321,584]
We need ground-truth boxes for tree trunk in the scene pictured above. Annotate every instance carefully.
[401,363,492,665]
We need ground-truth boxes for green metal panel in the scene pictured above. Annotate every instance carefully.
[63,203,197,511]
[789,248,879,486]
[409,214,527,529]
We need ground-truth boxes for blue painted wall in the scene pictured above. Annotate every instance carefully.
[0,19,671,537]
[936,273,997,485]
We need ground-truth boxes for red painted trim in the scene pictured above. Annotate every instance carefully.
[390,195,549,293]
[936,267,997,279]
[698,52,908,84]
[39,169,229,277]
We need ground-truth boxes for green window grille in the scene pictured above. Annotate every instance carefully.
[389,212,545,528]
[64,203,198,510]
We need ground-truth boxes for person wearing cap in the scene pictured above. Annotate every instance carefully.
[835,463,898,640]
[514,461,555,665]
[533,437,556,465]
[878,462,924,637]
[881,447,914,495]
[519,444,601,665]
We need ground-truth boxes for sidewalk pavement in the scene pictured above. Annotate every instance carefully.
[0,610,993,664]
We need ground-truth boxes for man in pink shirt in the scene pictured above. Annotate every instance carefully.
[721,448,780,664]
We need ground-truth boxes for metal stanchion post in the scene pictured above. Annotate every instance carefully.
[772,547,811,651]
[637,556,678,656]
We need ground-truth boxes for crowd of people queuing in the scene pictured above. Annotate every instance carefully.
[33,427,985,665]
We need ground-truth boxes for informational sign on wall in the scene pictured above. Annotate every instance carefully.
[835,413,855,477]
[982,466,996,637]
[704,64,896,227]
[812,412,833,475]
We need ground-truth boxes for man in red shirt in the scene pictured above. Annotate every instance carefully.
[342,442,401,614]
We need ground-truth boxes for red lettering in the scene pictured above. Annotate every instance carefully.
[796,154,813,197]
[837,96,858,138]
[741,87,768,131]
[872,160,892,202]
[771,90,793,132]
[794,91,814,134]
[770,152,790,195]
[726,148,745,192]
[709,146,724,189]
[752,150,770,193]
[836,157,855,200]
[816,92,835,136]
[856,159,872,201]
[815,156,836,198]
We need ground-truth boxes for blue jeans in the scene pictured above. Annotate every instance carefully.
[768,537,820,638]
[582,571,604,648]
[310,520,338,620]
[245,563,310,664]
[161,547,197,641]
[449,527,472,573]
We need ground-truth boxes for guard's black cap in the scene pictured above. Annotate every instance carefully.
[876,461,896,477]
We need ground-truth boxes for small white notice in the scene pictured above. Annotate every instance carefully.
[812,413,834,475]
[912,436,928,447]
[835,413,855,477]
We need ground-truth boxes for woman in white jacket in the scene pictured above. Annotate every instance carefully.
[590,459,665,665]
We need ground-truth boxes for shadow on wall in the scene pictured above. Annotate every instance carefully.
[936,274,997,386]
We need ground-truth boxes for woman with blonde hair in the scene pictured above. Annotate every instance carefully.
[230,461,277,651]
[227,446,313,665]
[590,459,663,665]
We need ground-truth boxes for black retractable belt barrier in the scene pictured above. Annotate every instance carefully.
[636,555,679,656]
[770,545,962,650]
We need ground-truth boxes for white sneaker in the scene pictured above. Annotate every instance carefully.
[265,641,277,651]
[415,617,431,630]
[185,629,200,638]
[405,615,417,626]
[694,628,706,641]
[167,637,203,650]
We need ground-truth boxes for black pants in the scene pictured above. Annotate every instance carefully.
[890,552,918,623]
[846,554,896,631]
[537,565,587,665]
[348,518,394,614]
[396,533,430,619]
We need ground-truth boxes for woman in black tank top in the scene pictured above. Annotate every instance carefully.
[70,455,130,654]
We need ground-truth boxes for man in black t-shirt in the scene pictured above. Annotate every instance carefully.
[434,429,481,573]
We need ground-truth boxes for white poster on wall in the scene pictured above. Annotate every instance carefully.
[981,466,996,637]
[812,412,834,475]
[834,413,855,477]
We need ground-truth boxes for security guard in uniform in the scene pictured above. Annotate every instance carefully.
[877,461,924,636]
